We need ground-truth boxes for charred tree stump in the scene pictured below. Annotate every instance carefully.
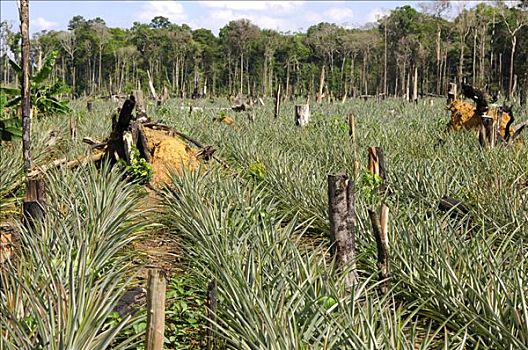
[206,279,217,350]
[145,269,166,350]
[438,196,470,219]
[105,95,136,164]
[328,173,357,289]
[23,179,46,229]
[131,122,151,163]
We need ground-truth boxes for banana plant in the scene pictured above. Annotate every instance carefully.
[0,50,71,120]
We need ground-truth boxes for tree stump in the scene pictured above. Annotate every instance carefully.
[105,95,136,163]
[23,179,46,229]
[328,173,357,289]
[295,103,310,127]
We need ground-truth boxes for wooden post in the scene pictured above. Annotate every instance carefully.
[328,173,357,289]
[23,179,46,228]
[145,269,166,350]
[206,279,217,350]
[367,146,390,294]
[274,84,281,119]
[69,115,77,141]
[479,115,497,148]
[348,113,359,177]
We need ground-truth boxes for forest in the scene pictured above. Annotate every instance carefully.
[1,1,528,102]
[1,1,528,349]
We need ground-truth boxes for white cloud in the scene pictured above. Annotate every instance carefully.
[366,8,390,23]
[32,17,58,31]
[199,1,304,12]
[191,9,288,32]
[322,7,354,22]
[137,1,187,23]
[301,7,354,28]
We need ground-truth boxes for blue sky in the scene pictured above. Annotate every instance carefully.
[0,1,484,34]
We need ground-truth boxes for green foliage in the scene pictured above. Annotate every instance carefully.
[359,171,383,205]
[119,146,153,184]
[165,275,206,349]
[1,50,71,119]
[246,160,267,182]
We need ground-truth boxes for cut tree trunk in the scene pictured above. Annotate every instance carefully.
[105,95,136,163]
[23,179,46,229]
[295,99,310,127]
[328,173,357,289]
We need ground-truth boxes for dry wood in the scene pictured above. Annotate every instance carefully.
[479,115,497,148]
[70,115,77,141]
[274,84,281,119]
[23,179,46,229]
[131,122,151,163]
[105,95,136,163]
[438,196,470,219]
[367,146,390,294]
[20,0,31,174]
[147,70,158,100]
[206,279,217,350]
[328,173,357,289]
[368,208,390,294]
[133,90,146,118]
[348,113,360,177]
[295,101,310,127]
[145,269,166,350]
[317,65,325,103]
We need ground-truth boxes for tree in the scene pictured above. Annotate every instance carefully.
[499,5,527,97]
[220,19,260,95]
[19,0,31,173]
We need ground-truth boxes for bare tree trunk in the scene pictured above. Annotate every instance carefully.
[472,29,477,85]
[384,22,388,96]
[509,36,516,99]
[99,45,103,93]
[412,65,418,102]
[349,55,355,97]
[20,0,31,174]
[286,62,290,99]
[436,25,442,94]
[458,40,465,84]
[240,52,243,95]
[317,65,325,103]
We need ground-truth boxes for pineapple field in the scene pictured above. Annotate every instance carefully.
[1,95,527,349]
